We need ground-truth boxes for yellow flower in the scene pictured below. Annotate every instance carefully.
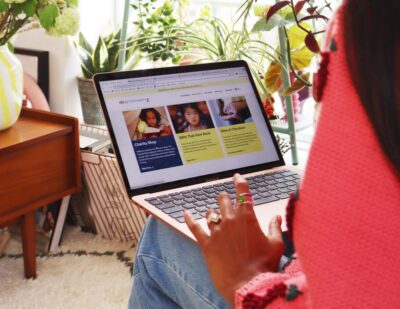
[137,120,148,133]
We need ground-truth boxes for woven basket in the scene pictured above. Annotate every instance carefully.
[77,77,105,126]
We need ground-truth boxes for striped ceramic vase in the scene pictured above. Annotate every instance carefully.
[0,44,23,131]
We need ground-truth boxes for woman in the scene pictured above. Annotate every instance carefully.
[129,1,400,307]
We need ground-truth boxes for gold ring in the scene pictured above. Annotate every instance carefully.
[206,212,221,225]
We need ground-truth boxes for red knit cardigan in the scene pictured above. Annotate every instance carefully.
[235,7,400,308]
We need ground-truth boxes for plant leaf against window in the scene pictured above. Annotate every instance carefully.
[11,0,38,17]
[305,32,320,53]
[265,62,283,94]
[93,37,109,72]
[266,1,290,23]
[280,73,310,96]
[38,4,58,30]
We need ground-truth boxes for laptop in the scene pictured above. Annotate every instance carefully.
[93,60,300,241]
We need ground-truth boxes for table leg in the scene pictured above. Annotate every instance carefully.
[21,211,36,279]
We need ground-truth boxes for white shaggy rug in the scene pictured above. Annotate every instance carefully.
[0,225,136,309]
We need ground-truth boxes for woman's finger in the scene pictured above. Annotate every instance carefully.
[218,192,235,218]
[268,215,283,243]
[233,174,256,216]
[184,210,208,246]
[233,173,250,196]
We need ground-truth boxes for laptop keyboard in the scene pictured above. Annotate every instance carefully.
[144,170,300,223]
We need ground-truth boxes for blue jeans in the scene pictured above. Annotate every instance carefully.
[129,216,231,308]
[129,216,289,309]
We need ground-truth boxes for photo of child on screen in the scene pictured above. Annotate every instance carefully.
[137,108,172,139]
[174,102,214,133]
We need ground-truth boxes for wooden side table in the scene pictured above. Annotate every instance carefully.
[0,108,81,278]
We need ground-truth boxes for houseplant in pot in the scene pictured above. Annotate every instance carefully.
[243,0,336,119]
[130,0,186,66]
[0,0,79,131]
[74,30,140,125]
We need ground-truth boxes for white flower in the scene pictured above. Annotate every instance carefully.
[47,7,79,36]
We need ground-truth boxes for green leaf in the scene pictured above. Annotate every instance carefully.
[103,31,116,46]
[38,4,58,30]
[162,9,172,16]
[107,39,120,71]
[78,32,93,54]
[7,41,14,52]
[73,43,95,77]
[11,0,38,17]
[81,64,93,79]
[251,14,291,32]
[93,37,109,72]
[0,0,9,13]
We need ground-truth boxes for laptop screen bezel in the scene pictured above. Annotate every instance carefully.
[93,60,285,197]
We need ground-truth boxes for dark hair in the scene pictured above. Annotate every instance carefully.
[139,108,161,125]
[344,0,400,173]
[181,103,202,115]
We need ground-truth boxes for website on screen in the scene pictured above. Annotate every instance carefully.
[100,67,280,190]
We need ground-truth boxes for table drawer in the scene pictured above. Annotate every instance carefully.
[0,134,76,218]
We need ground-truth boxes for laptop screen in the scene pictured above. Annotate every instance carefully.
[94,61,284,196]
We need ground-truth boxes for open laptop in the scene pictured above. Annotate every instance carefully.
[93,60,300,240]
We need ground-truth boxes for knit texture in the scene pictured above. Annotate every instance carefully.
[295,7,400,308]
[236,6,400,308]
[236,259,307,308]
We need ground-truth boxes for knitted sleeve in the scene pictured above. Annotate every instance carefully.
[235,257,308,308]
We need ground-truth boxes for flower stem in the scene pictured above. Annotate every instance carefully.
[283,27,312,87]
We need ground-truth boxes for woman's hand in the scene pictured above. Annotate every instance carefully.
[184,174,284,306]
[221,114,240,121]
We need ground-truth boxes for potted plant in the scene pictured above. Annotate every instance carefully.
[74,30,140,125]
[0,0,79,130]
[244,0,335,118]
[130,0,186,66]
[174,16,276,92]
[238,0,335,164]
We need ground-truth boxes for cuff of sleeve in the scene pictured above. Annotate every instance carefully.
[234,258,305,308]
[235,272,290,308]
